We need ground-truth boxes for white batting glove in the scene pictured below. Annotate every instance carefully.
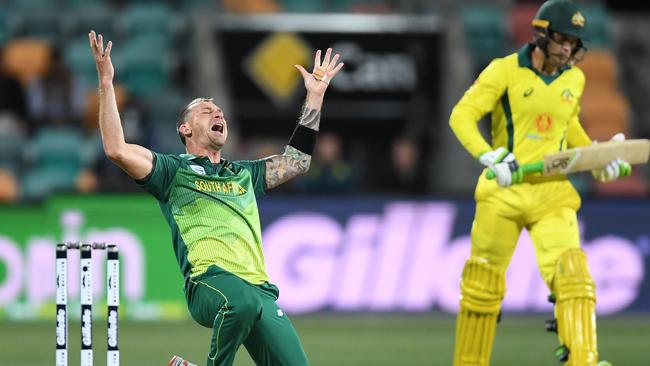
[592,133,632,182]
[479,147,523,187]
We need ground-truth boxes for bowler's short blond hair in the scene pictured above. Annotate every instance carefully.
[177,97,213,146]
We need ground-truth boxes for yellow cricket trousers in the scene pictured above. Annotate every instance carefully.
[470,174,582,286]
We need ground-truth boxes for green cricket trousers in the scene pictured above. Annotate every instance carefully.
[185,265,309,366]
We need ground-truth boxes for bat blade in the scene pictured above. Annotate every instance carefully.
[542,139,650,176]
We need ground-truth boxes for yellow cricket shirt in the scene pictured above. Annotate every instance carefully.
[449,44,592,174]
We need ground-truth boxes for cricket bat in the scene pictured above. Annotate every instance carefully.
[486,139,650,179]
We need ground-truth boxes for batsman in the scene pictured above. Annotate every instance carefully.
[449,1,631,365]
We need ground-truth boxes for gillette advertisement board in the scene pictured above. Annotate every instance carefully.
[0,195,647,320]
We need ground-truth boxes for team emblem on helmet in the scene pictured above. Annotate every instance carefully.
[571,12,585,27]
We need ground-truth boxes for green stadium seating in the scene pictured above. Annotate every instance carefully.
[0,133,24,173]
[61,4,115,43]
[9,12,63,45]
[182,0,217,11]
[279,0,357,12]
[0,10,8,46]
[118,3,172,39]
[115,34,171,97]
[20,127,86,199]
[64,37,98,87]
[146,90,187,153]
[28,127,84,171]
[62,0,108,9]
[21,166,77,199]
[8,0,54,11]
[461,5,509,75]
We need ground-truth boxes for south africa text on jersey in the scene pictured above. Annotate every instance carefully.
[194,180,247,195]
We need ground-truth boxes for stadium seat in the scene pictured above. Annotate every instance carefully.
[278,0,357,12]
[121,63,171,97]
[27,127,84,171]
[115,35,171,97]
[181,0,218,12]
[62,0,107,9]
[146,90,187,153]
[3,38,52,86]
[116,33,170,65]
[20,166,77,199]
[277,0,323,12]
[20,127,97,199]
[61,4,115,43]
[9,12,63,45]
[461,5,509,75]
[0,132,24,173]
[8,0,54,11]
[64,36,100,87]
[0,9,8,46]
[118,3,172,39]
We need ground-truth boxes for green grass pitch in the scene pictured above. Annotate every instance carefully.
[3,314,648,365]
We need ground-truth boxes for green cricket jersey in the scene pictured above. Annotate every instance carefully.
[137,152,269,285]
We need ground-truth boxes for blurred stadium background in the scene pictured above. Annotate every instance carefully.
[0,0,649,365]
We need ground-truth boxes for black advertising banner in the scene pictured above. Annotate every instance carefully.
[214,14,443,140]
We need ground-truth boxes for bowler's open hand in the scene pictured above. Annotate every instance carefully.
[295,48,344,97]
[88,30,114,85]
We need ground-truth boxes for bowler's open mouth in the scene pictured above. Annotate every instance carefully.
[211,123,223,133]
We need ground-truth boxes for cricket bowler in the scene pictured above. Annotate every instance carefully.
[448,1,630,365]
[88,29,344,366]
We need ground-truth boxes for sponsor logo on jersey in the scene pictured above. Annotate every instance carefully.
[189,165,206,175]
[523,87,534,97]
[535,113,553,132]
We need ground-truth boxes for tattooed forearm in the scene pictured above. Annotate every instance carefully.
[264,146,312,189]
[299,107,321,131]
[264,103,318,189]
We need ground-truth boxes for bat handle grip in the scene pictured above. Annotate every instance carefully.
[485,161,545,180]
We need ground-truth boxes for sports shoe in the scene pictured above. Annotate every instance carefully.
[168,355,197,366]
